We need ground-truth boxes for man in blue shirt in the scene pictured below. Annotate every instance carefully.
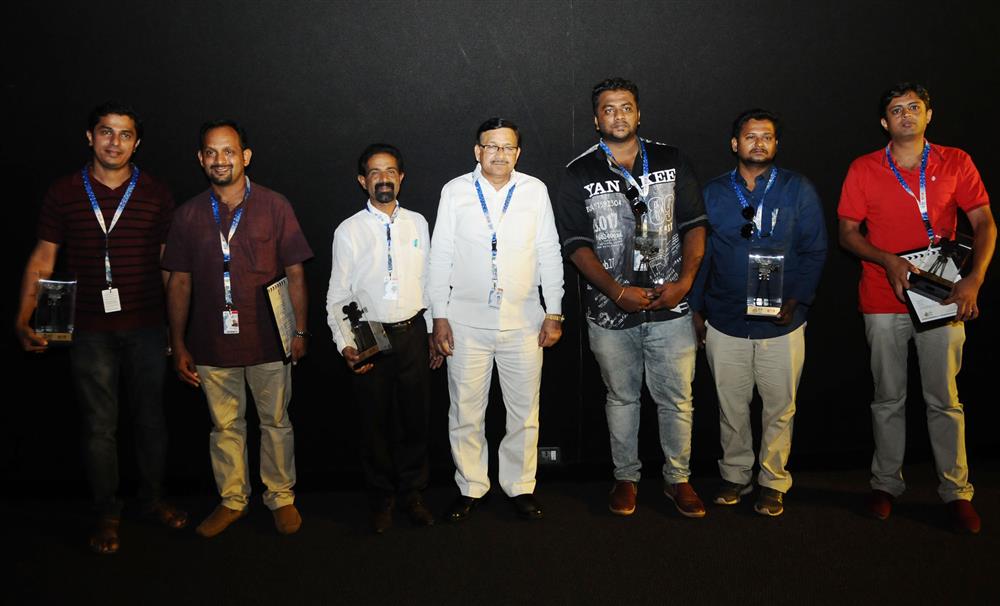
[689,109,827,516]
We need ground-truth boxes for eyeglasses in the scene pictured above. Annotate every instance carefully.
[479,144,519,155]
[626,186,647,216]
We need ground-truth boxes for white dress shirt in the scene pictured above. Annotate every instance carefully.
[326,200,432,355]
[428,164,564,330]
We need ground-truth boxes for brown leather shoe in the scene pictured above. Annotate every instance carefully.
[272,504,302,535]
[143,501,189,530]
[866,490,894,521]
[948,499,981,534]
[89,515,121,555]
[664,482,706,518]
[609,481,637,516]
[404,496,435,527]
[195,505,246,538]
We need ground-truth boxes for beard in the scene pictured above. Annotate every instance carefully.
[374,183,395,203]
[207,165,235,186]
[739,152,775,167]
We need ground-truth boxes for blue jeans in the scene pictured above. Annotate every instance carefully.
[587,316,697,483]
[70,327,168,516]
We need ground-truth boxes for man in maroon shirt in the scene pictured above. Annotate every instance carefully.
[14,101,187,555]
[164,120,312,538]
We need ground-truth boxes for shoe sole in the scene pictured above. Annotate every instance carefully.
[664,491,706,519]
[609,504,636,516]
[754,504,784,517]
[713,485,753,506]
[195,509,247,538]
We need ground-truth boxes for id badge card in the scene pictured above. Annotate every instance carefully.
[102,288,122,313]
[222,308,240,334]
[383,276,399,301]
[488,287,503,309]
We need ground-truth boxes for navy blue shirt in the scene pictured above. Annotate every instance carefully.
[689,166,827,339]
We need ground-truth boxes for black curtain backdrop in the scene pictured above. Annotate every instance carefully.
[5,1,997,496]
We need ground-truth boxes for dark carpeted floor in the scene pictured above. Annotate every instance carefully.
[9,461,998,606]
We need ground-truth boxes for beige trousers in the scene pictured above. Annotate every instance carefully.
[863,314,972,502]
[706,322,805,493]
[197,361,296,511]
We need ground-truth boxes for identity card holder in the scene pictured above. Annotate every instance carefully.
[746,248,784,317]
[329,291,392,368]
[35,275,77,345]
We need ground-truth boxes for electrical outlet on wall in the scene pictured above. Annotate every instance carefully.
[538,446,561,464]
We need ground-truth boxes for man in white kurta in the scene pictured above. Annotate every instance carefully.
[429,118,564,521]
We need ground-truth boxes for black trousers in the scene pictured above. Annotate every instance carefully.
[351,313,431,505]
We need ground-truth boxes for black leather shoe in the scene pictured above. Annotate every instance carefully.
[447,495,481,523]
[512,493,543,520]
[404,496,435,527]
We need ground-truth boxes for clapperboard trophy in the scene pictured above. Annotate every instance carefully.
[746,249,784,317]
[903,235,971,324]
[34,275,77,345]
[329,292,392,368]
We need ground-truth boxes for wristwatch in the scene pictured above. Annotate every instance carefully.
[293,330,311,338]
[544,314,565,322]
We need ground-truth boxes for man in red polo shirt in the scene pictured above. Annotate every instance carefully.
[838,82,996,534]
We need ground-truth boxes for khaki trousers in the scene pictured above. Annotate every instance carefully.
[864,314,972,502]
[197,361,296,511]
[706,322,804,493]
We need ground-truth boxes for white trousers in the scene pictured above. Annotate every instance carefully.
[197,361,296,511]
[447,321,542,498]
[863,314,972,502]
[706,322,805,493]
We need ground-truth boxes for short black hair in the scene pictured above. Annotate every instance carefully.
[88,100,143,140]
[731,108,782,140]
[198,119,249,150]
[476,117,520,147]
[358,143,404,176]
[591,78,639,115]
[879,82,931,119]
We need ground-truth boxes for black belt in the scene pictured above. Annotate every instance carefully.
[383,309,426,332]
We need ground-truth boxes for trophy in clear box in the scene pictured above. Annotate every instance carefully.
[746,248,784,317]
[632,208,668,288]
[34,276,77,345]
[329,292,392,368]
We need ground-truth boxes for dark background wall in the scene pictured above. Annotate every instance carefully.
[4,1,997,496]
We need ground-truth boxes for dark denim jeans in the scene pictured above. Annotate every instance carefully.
[70,326,168,516]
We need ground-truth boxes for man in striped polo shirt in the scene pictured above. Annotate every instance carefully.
[15,101,187,555]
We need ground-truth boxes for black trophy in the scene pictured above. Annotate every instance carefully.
[332,294,392,368]
[908,236,972,303]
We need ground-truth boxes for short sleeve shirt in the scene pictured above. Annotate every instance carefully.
[36,168,174,332]
[837,143,989,313]
[162,182,313,366]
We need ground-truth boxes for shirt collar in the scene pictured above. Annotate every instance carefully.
[366,199,400,222]
[473,163,519,193]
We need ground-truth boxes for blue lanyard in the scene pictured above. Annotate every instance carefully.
[729,166,777,238]
[365,202,400,277]
[599,138,649,197]
[209,177,251,308]
[885,141,934,243]
[82,164,140,287]
[474,179,516,287]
